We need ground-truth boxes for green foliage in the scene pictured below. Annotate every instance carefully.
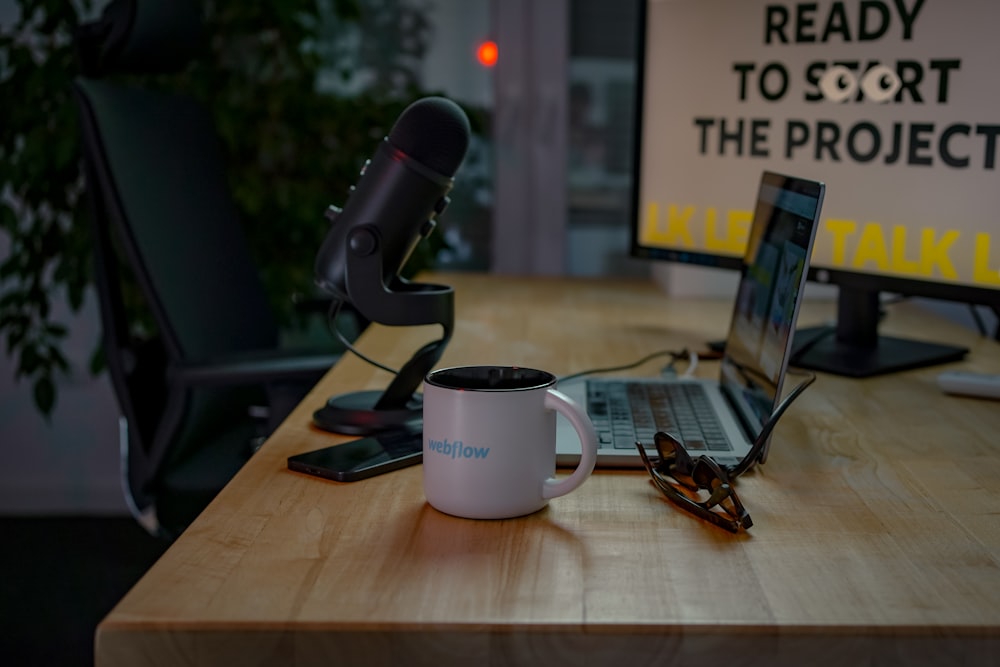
[173,0,442,325]
[0,0,449,417]
[0,0,90,418]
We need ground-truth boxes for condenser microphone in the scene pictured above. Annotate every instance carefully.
[314,96,472,300]
[311,96,470,435]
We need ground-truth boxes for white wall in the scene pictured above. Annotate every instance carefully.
[0,0,125,514]
[420,0,492,109]
[0,282,126,515]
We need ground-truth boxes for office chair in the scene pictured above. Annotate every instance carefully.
[72,0,343,538]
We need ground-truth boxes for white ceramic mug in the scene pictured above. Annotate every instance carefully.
[422,365,598,519]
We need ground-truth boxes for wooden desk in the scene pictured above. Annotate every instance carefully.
[96,273,1000,666]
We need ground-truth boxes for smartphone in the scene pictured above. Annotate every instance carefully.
[287,423,423,482]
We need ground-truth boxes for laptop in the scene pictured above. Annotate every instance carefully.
[556,171,825,469]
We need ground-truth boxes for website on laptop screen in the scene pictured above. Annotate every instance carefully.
[721,180,820,438]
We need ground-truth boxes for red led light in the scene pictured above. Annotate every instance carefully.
[476,40,498,67]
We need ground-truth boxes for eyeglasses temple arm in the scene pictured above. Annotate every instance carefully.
[727,372,816,478]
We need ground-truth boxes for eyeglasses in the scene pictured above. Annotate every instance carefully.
[636,431,753,533]
[635,371,816,532]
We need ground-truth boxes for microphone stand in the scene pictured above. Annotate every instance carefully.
[312,224,453,435]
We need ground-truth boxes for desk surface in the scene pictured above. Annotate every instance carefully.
[97,272,1000,666]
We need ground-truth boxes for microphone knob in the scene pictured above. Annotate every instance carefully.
[348,226,379,257]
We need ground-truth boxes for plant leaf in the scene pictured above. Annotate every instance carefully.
[34,375,56,416]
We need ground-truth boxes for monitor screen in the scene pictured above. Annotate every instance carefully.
[630,0,1000,376]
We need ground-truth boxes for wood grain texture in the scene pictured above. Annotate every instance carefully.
[96,273,1000,666]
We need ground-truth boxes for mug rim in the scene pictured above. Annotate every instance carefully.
[425,365,556,392]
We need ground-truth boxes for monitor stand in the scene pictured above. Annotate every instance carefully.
[791,287,968,378]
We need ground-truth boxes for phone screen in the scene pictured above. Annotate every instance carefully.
[287,423,423,482]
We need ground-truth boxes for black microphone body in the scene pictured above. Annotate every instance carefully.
[311,97,470,435]
[314,97,471,300]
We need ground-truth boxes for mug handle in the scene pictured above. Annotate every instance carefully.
[542,389,598,499]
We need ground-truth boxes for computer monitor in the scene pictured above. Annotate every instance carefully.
[629,0,1000,377]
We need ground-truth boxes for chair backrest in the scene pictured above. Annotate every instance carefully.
[72,0,279,516]
[74,78,280,362]
[74,0,279,363]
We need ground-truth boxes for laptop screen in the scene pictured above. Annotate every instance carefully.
[720,172,824,442]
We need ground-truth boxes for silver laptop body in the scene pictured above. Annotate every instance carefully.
[556,171,825,469]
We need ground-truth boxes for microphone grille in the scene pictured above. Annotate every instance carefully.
[388,96,471,177]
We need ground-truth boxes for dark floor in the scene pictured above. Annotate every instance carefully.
[0,516,170,667]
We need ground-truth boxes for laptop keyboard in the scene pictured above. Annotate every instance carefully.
[585,380,733,453]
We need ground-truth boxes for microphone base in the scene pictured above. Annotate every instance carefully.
[312,389,422,436]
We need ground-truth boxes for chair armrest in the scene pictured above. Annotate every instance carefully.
[170,350,341,388]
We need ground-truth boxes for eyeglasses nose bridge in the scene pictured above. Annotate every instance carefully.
[691,457,723,486]
[702,481,732,510]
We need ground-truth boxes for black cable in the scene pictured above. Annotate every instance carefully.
[326,299,399,375]
[968,304,988,338]
[788,325,836,365]
[557,348,689,385]
[725,369,817,478]
[881,293,909,307]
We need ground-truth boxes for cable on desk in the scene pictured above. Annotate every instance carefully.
[557,348,692,385]
[680,349,699,378]
[788,325,835,365]
[326,299,399,375]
